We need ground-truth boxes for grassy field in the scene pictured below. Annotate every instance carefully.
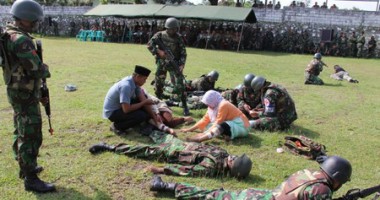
[0,37,379,200]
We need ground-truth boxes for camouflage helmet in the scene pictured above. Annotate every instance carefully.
[250,76,266,92]
[10,0,44,22]
[165,17,180,29]
[320,156,352,185]
[207,70,219,81]
[314,53,322,60]
[243,73,255,87]
[230,154,252,179]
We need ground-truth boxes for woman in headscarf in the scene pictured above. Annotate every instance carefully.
[182,90,250,142]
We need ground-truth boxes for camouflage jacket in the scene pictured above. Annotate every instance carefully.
[147,30,187,67]
[259,84,297,126]
[272,169,334,200]
[237,86,261,111]
[2,24,50,95]
[163,140,230,177]
[305,59,323,76]
[190,75,215,91]
[356,34,365,45]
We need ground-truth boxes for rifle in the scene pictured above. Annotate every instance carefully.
[333,185,380,200]
[153,36,186,82]
[36,40,54,135]
[321,60,329,68]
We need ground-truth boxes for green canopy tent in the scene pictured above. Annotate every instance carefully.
[84,5,257,50]
[84,4,256,23]
[84,4,165,18]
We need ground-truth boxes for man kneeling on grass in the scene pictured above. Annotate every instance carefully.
[89,131,252,179]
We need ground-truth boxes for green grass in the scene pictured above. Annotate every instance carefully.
[0,37,379,200]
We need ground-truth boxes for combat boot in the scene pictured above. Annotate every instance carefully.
[23,168,56,193]
[89,142,116,154]
[183,107,190,116]
[19,165,44,179]
[150,175,177,192]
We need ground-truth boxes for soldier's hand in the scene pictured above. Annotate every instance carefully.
[181,128,191,133]
[249,110,259,119]
[40,97,49,106]
[148,166,164,174]
[243,104,251,111]
[144,99,154,105]
[157,49,166,59]
[179,65,184,73]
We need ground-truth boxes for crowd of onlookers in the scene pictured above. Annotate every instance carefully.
[1,15,379,58]
[251,1,339,10]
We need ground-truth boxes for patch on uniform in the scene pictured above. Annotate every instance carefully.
[264,98,274,112]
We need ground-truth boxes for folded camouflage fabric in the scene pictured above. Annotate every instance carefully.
[283,135,327,160]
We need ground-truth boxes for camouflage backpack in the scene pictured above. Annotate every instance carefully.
[283,135,326,160]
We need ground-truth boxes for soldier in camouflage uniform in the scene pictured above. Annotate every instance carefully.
[221,84,242,106]
[367,35,377,58]
[237,73,261,119]
[89,131,252,179]
[337,32,348,57]
[147,17,189,116]
[349,31,357,57]
[249,76,297,131]
[0,0,55,193]
[188,70,219,92]
[304,53,327,85]
[356,31,366,58]
[150,156,352,200]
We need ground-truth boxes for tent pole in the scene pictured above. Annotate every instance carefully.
[237,22,245,52]
[205,20,212,50]
[122,19,127,43]
[149,18,154,40]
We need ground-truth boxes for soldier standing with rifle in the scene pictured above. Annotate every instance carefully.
[0,0,55,193]
[147,17,190,116]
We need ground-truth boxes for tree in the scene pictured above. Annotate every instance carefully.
[208,0,217,5]
[152,0,185,4]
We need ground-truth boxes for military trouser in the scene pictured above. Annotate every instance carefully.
[304,72,324,85]
[357,43,364,58]
[175,182,273,200]
[154,61,188,109]
[114,131,186,160]
[7,88,42,171]
[250,117,282,131]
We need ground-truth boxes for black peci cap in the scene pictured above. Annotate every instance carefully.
[134,65,151,76]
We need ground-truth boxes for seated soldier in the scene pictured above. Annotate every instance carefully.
[249,76,297,131]
[182,90,250,143]
[163,71,220,110]
[330,65,359,83]
[151,156,352,200]
[221,84,243,106]
[237,73,261,119]
[89,131,252,179]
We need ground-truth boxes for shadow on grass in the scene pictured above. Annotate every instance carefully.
[323,82,343,87]
[288,124,321,139]
[33,186,111,200]
[153,174,266,198]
